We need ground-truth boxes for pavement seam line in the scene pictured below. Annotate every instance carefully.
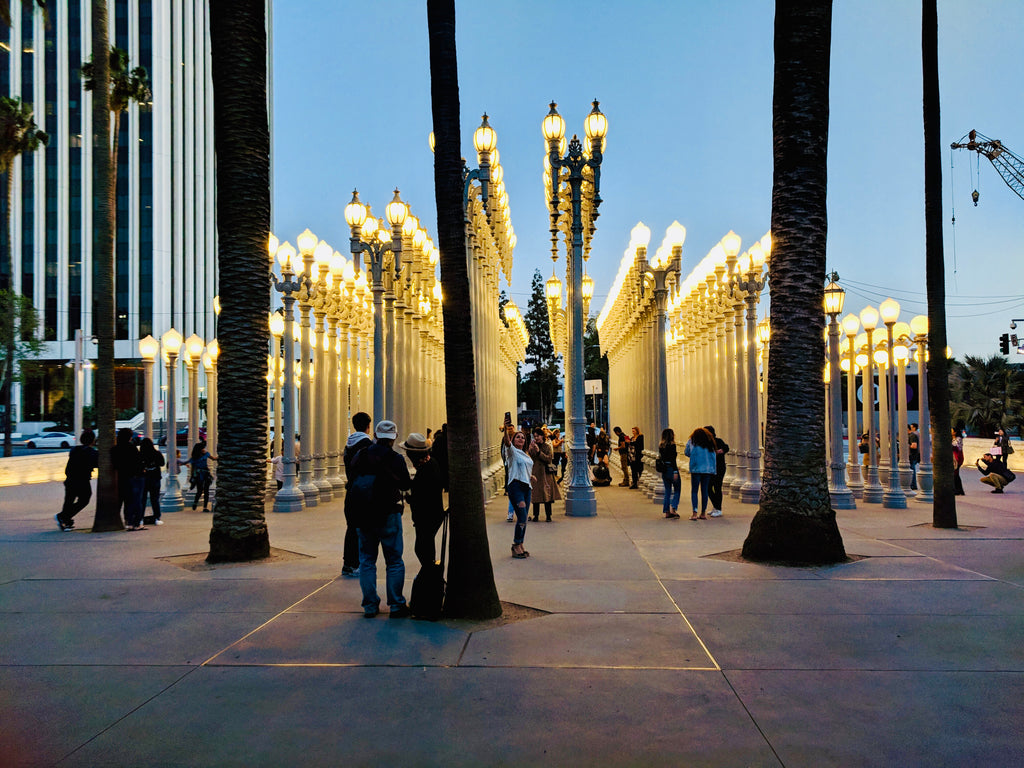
[720,669,787,767]
[198,578,339,666]
[603,489,723,671]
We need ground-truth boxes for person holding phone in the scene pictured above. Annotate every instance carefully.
[529,427,561,522]
[502,419,533,558]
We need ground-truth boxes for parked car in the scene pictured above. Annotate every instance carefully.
[158,427,206,447]
[26,432,77,449]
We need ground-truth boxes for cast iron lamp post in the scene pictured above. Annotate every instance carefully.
[823,275,856,509]
[879,297,906,509]
[543,100,607,517]
[160,328,185,513]
[910,315,934,503]
[184,333,204,451]
[345,190,407,422]
[269,240,307,512]
[139,335,159,440]
[735,240,768,502]
[841,312,863,496]
[859,305,885,503]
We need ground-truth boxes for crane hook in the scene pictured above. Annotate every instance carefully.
[971,189,979,206]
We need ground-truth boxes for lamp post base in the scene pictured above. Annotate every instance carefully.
[739,480,761,504]
[161,477,185,514]
[273,484,305,513]
[564,444,597,517]
[829,486,857,509]
[913,463,934,504]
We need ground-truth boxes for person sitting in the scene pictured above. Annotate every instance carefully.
[976,452,1015,494]
[591,454,612,487]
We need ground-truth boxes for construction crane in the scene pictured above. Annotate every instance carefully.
[950,130,1024,205]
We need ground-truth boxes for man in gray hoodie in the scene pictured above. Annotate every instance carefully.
[342,412,373,576]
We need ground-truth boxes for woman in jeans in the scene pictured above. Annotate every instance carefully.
[684,427,717,520]
[502,425,534,558]
[659,428,681,519]
[139,438,165,525]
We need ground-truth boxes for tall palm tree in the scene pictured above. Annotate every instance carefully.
[81,41,150,532]
[922,0,956,528]
[0,96,47,456]
[742,0,846,564]
[206,0,270,561]
[427,0,501,619]
[83,0,121,531]
[0,1,47,29]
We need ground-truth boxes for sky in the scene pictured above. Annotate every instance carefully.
[271,0,1024,361]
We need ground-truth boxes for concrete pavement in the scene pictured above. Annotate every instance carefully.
[1,467,1022,767]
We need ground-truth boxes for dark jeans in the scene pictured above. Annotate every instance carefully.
[343,504,360,570]
[357,512,407,611]
[507,479,531,545]
[661,470,680,513]
[119,477,146,527]
[709,469,726,510]
[143,472,162,520]
[690,473,712,514]
[532,501,553,520]
[413,512,444,569]
[192,474,212,510]
[59,478,92,524]
[630,462,643,487]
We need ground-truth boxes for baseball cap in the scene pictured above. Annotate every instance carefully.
[375,420,398,439]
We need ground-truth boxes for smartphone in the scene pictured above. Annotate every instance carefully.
[504,411,512,426]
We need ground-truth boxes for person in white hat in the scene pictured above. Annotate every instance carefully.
[402,432,445,570]
[348,420,412,618]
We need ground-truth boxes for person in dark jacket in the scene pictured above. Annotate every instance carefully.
[111,428,145,530]
[629,427,645,489]
[431,423,449,491]
[704,425,730,517]
[658,428,681,518]
[180,440,216,512]
[139,438,166,525]
[349,420,412,618]
[342,412,374,577]
[977,452,1015,493]
[56,430,98,531]
[614,426,631,487]
[402,433,445,569]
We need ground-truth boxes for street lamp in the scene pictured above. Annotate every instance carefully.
[269,240,307,512]
[736,239,768,503]
[640,222,684,440]
[203,339,219,461]
[184,333,205,451]
[543,100,606,518]
[878,297,906,509]
[823,275,855,509]
[160,328,185,513]
[841,312,863,496]
[891,331,913,495]
[345,190,404,422]
[858,305,884,502]
[139,335,159,440]
[910,314,933,503]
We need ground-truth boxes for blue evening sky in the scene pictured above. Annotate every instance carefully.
[271,1,1023,360]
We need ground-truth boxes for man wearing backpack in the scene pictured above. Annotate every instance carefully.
[349,420,412,618]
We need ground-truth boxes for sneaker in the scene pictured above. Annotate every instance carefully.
[363,607,379,619]
[709,510,723,517]
[506,513,515,522]
[154,519,164,525]
[341,565,358,577]
[55,514,68,531]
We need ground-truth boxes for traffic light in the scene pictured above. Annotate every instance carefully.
[999,333,1010,354]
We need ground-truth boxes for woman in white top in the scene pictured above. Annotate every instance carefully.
[503,424,534,558]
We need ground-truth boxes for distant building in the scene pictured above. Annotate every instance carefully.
[2,0,219,427]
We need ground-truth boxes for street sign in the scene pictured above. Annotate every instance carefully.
[585,379,603,395]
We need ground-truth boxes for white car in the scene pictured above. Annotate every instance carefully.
[25,432,77,449]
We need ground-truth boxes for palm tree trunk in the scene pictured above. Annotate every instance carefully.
[742,0,845,564]
[2,166,14,457]
[427,0,501,619]
[206,0,270,562]
[90,0,121,531]
[922,0,956,528]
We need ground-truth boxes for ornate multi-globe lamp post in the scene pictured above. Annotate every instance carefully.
[269,240,308,512]
[160,328,185,513]
[139,335,159,440]
[879,297,907,509]
[735,241,768,502]
[858,305,885,503]
[910,315,933,504]
[823,275,856,509]
[543,100,607,517]
[841,313,863,496]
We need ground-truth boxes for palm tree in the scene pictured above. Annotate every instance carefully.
[82,47,152,174]
[922,0,956,528]
[1,1,47,29]
[206,0,270,561]
[950,355,1024,437]
[83,0,120,531]
[0,96,47,456]
[427,0,501,619]
[741,0,846,564]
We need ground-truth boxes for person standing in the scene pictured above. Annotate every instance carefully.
[139,438,165,525]
[992,426,1013,470]
[529,427,561,521]
[908,423,921,491]
[704,425,730,517]
[432,423,450,492]
[629,426,645,489]
[658,428,681,519]
[551,428,566,482]
[951,428,965,496]
[402,432,445,570]
[111,428,146,530]
[587,424,597,465]
[55,430,98,531]
[614,426,631,487]
[342,412,374,577]
[684,427,717,520]
[502,423,534,558]
[181,440,216,512]
[349,420,412,618]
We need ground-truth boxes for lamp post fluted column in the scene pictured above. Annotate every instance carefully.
[880,299,906,509]
[737,248,767,503]
[824,277,855,509]
[139,335,158,440]
[860,306,885,503]
[160,329,185,513]
[911,317,934,503]
[842,315,863,497]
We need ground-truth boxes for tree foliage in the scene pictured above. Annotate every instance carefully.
[520,269,560,422]
[949,355,1024,437]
